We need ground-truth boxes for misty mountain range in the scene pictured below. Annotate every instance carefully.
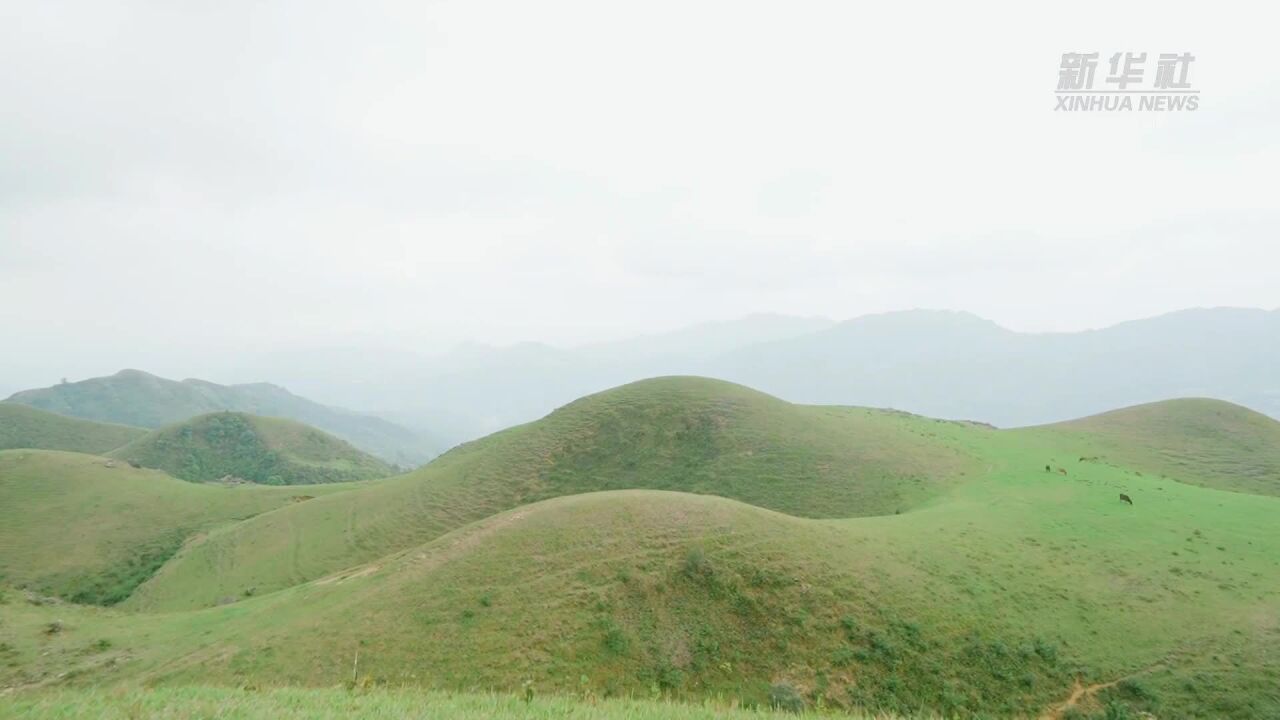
[218,306,1280,445]
[7,307,1278,458]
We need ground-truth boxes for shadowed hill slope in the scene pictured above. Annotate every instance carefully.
[0,450,358,605]
[4,369,439,466]
[0,403,144,455]
[126,377,980,611]
[1022,398,1280,496]
[108,412,394,485]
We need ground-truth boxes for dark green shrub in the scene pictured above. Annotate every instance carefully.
[831,646,857,667]
[1115,678,1156,702]
[769,682,805,713]
[1033,637,1059,663]
[1103,700,1134,720]
[655,662,684,690]
[867,631,897,661]
[683,547,712,579]
[602,623,629,654]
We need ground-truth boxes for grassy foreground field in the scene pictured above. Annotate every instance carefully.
[1,378,1278,718]
[0,686,902,720]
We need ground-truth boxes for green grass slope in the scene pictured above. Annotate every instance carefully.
[0,450,357,605]
[125,377,979,611]
[1025,397,1280,496]
[0,686,898,720]
[5,473,1278,717]
[173,492,1075,715]
[108,412,395,485]
[4,387,1279,717]
[0,403,144,455]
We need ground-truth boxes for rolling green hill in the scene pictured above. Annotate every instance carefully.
[4,369,439,466]
[0,450,358,605]
[108,412,395,485]
[125,377,979,611]
[5,479,1278,717]
[1024,397,1280,496]
[0,403,144,455]
[2,380,1278,718]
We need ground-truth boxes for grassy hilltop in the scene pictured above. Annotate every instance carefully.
[124,378,978,611]
[108,411,394,485]
[0,403,144,455]
[1032,397,1280,496]
[2,377,1278,718]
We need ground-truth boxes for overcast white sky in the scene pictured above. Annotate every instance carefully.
[2,0,1277,387]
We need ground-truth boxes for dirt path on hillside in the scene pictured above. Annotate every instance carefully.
[314,507,532,587]
[1039,663,1163,719]
[410,508,530,571]
[2,653,138,695]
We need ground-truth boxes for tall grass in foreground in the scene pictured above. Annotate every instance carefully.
[2,686,912,719]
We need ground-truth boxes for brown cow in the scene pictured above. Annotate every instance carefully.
[1119,493,1133,505]
[1057,468,1067,475]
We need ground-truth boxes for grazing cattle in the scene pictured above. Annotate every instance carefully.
[1045,464,1051,472]
[1057,468,1067,475]
[1119,493,1133,505]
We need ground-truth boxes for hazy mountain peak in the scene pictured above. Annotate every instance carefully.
[837,308,1009,331]
[112,368,161,380]
[5,370,439,466]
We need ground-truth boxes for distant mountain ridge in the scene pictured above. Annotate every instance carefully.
[220,314,837,443]
[713,307,1280,427]
[8,308,1276,451]
[4,370,438,466]
[255,307,1278,443]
